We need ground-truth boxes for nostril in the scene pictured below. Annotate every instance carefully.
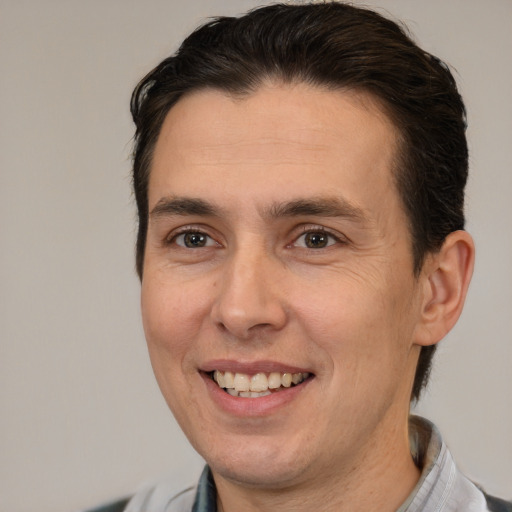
[215,321,228,333]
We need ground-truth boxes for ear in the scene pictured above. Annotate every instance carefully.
[414,230,475,347]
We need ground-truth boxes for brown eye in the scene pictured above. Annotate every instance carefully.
[294,230,338,249]
[175,232,215,248]
[304,232,329,248]
[185,233,206,247]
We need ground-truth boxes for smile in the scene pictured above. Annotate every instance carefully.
[211,370,311,398]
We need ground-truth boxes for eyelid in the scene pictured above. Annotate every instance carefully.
[290,224,348,248]
[164,225,220,247]
[162,223,347,248]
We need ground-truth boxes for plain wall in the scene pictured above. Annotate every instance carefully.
[0,1,510,510]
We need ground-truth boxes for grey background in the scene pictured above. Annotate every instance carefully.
[1,1,510,511]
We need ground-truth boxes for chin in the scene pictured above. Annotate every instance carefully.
[211,459,308,490]
[202,438,313,489]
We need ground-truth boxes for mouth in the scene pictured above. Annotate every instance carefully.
[210,370,311,398]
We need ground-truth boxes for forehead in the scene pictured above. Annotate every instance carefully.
[149,82,401,218]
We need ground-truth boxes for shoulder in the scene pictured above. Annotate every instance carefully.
[81,496,132,512]
[82,483,196,512]
[483,492,512,512]
[123,482,196,512]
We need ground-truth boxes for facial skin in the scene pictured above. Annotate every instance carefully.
[141,83,472,511]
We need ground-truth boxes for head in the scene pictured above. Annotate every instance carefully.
[132,3,476,495]
[131,2,468,403]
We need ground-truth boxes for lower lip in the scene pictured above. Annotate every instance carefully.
[201,373,313,417]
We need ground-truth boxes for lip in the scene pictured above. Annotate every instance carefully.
[199,361,314,417]
[200,359,312,375]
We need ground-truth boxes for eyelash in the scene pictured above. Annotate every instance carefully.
[165,227,217,248]
[291,226,345,249]
[164,225,346,250]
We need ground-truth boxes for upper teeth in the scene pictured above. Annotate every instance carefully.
[213,370,309,395]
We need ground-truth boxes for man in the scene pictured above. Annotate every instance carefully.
[102,2,510,511]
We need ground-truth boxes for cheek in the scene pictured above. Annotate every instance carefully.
[296,278,382,340]
[141,276,208,363]
[140,279,207,415]
[296,275,416,378]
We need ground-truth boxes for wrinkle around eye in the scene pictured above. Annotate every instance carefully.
[156,228,224,268]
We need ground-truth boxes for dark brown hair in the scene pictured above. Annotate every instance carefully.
[130,2,468,401]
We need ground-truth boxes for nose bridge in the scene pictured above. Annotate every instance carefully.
[211,240,286,339]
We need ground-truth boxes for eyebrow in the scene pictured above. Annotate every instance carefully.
[264,197,368,222]
[149,195,367,223]
[150,196,222,218]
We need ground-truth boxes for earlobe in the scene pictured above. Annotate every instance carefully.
[414,230,475,347]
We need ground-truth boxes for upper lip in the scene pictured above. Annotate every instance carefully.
[200,359,314,375]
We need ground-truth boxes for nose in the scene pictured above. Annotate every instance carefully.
[210,247,288,340]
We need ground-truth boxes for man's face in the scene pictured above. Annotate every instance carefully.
[141,83,426,489]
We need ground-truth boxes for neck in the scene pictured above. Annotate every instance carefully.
[213,413,420,512]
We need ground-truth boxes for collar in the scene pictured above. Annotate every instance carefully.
[399,415,453,511]
[192,466,217,512]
